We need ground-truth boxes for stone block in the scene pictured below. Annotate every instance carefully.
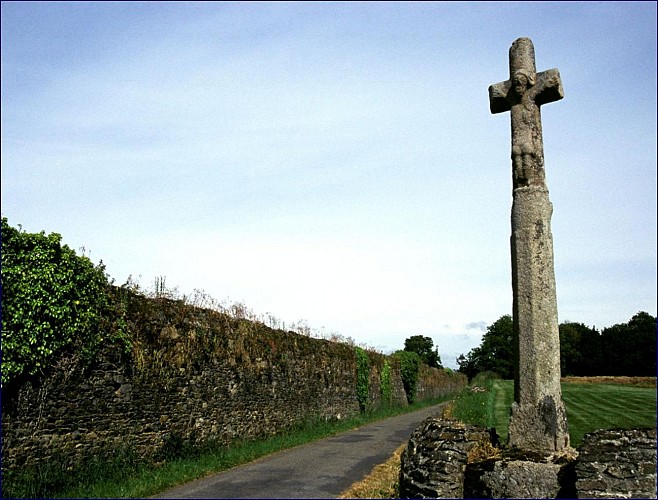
[399,417,497,499]
[464,457,576,499]
[575,428,657,499]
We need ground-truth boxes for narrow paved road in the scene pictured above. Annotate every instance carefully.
[154,403,447,499]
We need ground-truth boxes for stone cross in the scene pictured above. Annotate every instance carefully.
[488,37,571,454]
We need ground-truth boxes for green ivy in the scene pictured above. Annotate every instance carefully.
[394,350,420,404]
[355,346,370,412]
[1,218,112,385]
[380,360,392,406]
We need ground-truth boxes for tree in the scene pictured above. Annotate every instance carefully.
[558,322,582,376]
[403,335,442,368]
[459,311,656,380]
[559,322,602,376]
[456,348,481,381]
[457,315,513,380]
[601,312,656,376]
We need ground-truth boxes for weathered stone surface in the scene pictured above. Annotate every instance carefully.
[507,187,570,455]
[489,36,570,455]
[398,418,497,498]
[575,428,657,499]
[464,455,577,499]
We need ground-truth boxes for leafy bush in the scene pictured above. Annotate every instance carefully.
[355,346,370,411]
[394,350,420,404]
[457,315,513,380]
[1,218,111,385]
[380,360,392,406]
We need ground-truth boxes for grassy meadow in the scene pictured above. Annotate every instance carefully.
[451,375,657,447]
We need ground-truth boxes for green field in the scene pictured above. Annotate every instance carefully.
[453,377,656,447]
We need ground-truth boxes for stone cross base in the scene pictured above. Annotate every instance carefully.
[399,416,656,499]
[508,397,570,454]
[464,456,576,498]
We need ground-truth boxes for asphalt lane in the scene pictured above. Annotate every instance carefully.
[154,402,447,499]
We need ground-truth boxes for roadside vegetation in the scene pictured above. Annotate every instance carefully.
[2,218,463,499]
[339,443,406,499]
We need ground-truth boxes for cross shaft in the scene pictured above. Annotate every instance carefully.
[488,37,571,455]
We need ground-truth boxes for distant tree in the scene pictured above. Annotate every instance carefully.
[558,322,582,376]
[478,315,514,379]
[559,322,602,376]
[456,348,481,381]
[403,335,442,368]
[601,312,656,376]
[457,315,513,380]
[459,311,656,380]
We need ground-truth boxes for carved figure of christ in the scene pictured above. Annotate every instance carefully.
[489,39,564,189]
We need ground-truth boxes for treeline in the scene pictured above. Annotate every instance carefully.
[457,312,657,380]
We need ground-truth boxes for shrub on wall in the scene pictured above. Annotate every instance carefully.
[1,218,112,385]
[380,360,392,406]
[355,346,370,412]
[394,350,420,404]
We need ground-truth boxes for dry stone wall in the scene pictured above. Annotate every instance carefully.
[417,364,466,401]
[576,428,657,498]
[2,291,466,473]
[400,417,656,499]
[399,417,496,498]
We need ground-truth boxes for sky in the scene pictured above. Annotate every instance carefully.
[1,1,656,369]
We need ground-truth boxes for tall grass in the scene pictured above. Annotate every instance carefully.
[450,371,501,429]
[3,395,455,499]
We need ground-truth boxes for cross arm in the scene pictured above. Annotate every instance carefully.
[533,68,564,106]
[488,68,564,114]
[488,80,512,114]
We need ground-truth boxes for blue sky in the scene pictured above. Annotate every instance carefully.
[2,1,656,368]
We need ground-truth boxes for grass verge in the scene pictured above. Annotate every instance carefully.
[3,395,455,499]
[338,443,406,499]
[449,371,501,429]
